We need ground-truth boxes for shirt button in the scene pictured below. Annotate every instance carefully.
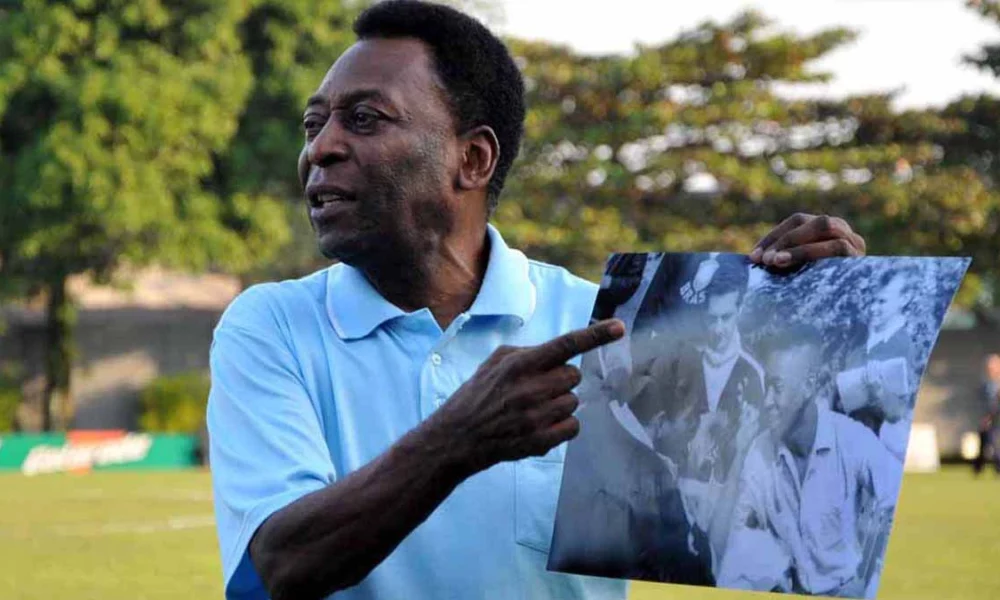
[431,353,442,366]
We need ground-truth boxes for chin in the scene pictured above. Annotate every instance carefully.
[319,232,395,270]
[318,234,366,264]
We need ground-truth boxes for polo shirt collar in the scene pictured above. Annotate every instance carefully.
[777,404,835,471]
[467,224,536,323]
[326,224,536,340]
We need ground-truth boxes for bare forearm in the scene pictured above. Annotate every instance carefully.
[250,420,470,600]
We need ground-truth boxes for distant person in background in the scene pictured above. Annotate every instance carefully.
[719,324,901,598]
[839,271,918,462]
[973,354,1000,476]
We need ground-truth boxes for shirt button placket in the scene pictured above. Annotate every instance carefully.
[429,350,446,410]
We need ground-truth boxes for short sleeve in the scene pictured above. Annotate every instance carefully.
[207,287,337,599]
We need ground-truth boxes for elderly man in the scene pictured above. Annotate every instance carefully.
[718,324,901,598]
[207,2,867,599]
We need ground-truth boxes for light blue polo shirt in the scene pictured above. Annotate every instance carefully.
[208,224,628,600]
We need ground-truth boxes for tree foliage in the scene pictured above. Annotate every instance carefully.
[0,0,356,429]
[1,1,999,430]
[495,11,1000,310]
[966,0,1000,79]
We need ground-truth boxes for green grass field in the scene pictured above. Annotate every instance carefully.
[0,468,997,599]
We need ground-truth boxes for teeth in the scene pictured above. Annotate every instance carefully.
[317,193,341,204]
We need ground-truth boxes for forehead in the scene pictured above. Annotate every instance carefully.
[765,346,816,377]
[312,37,445,111]
[706,290,740,313]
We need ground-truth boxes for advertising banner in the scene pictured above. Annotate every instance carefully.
[0,430,198,474]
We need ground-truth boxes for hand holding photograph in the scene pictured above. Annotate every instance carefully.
[548,252,970,599]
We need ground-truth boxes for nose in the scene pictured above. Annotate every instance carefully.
[764,389,778,412]
[307,119,350,168]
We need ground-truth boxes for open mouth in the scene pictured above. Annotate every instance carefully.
[306,186,356,209]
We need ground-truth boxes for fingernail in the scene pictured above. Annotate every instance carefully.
[749,248,762,262]
[762,250,776,264]
[607,320,625,336]
[774,251,791,266]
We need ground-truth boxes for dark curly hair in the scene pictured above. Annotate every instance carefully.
[704,255,750,304]
[354,0,526,213]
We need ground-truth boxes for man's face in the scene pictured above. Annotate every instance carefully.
[763,345,818,437]
[987,355,1000,382]
[704,290,741,352]
[298,38,459,265]
[871,276,906,327]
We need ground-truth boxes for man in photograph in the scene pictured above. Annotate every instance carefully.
[718,324,902,598]
[627,255,766,577]
[549,366,713,586]
[838,270,918,461]
[632,257,764,477]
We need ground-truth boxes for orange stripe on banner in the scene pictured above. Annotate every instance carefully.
[67,430,127,444]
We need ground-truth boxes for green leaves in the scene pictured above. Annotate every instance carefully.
[0,0,360,291]
[495,8,1000,309]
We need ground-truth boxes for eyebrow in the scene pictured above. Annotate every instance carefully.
[305,89,396,112]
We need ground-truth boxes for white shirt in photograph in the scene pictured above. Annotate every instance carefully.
[718,406,903,596]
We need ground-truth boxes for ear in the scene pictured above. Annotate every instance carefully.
[456,125,500,192]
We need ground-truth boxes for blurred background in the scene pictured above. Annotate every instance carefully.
[0,1,998,598]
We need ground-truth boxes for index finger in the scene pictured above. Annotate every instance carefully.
[750,213,812,262]
[522,319,625,372]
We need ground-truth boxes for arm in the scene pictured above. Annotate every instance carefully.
[248,418,469,599]
[716,443,790,591]
[212,307,624,600]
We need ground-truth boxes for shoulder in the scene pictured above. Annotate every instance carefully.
[826,409,882,450]
[737,351,765,387]
[527,258,599,297]
[217,267,331,334]
[888,325,914,349]
[526,258,600,328]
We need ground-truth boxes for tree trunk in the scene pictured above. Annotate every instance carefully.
[40,275,75,432]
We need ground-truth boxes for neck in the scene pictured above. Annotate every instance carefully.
[361,225,489,330]
[783,400,818,458]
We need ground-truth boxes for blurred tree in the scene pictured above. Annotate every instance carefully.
[966,0,1000,79]
[495,11,1000,308]
[0,0,279,430]
[945,1,1000,190]
[938,0,1000,317]
[214,0,360,285]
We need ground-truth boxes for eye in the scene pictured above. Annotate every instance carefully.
[347,106,381,132]
[303,116,325,140]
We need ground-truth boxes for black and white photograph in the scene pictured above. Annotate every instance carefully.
[549,252,970,599]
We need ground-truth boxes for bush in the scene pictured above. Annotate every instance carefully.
[0,363,22,432]
[0,387,19,432]
[139,372,211,434]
